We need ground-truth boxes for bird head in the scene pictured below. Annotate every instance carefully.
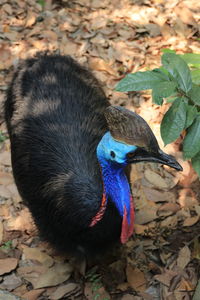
[102,105,182,171]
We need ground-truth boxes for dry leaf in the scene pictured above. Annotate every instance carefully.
[157,203,180,216]
[144,170,168,189]
[195,206,200,216]
[90,17,107,30]
[0,221,3,244]
[0,172,13,185]
[177,277,195,291]
[60,38,78,56]
[0,151,11,166]
[143,187,176,203]
[145,23,161,36]
[175,5,198,27]
[0,258,18,275]
[34,262,73,289]
[23,247,54,268]
[42,30,58,41]
[25,12,36,28]
[5,208,34,232]
[126,265,147,292]
[135,206,158,224]
[160,215,178,228]
[134,224,149,235]
[177,246,191,269]
[89,58,116,76]
[22,289,45,300]
[154,270,178,287]
[51,283,80,300]
[0,273,22,291]
[183,215,199,227]
[0,185,11,198]
[2,4,12,15]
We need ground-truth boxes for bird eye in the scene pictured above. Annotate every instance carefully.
[127,152,135,159]
[110,151,115,158]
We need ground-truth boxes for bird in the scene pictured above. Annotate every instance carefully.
[4,53,182,258]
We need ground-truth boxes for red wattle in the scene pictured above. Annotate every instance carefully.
[120,195,134,244]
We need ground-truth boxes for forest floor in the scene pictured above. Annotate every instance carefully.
[0,0,200,299]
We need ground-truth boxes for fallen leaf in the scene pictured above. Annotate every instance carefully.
[135,206,158,224]
[144,170,168,189]
[157,203,180,216]
[126,265,147,292]
[160,215,178,228]
[175,5,198,27]
[134,224,149,235]
[2,3,12,15]
[177,246,191,269]
[177,277,195,291]
[0,185,11,198]
[23,247,54,268]
[0,221,3,244]
[5,208,34,232]
[145,23,161,36]
[0,273,22,291]
[0,151,11,166]
[17,265,46,287]
[0,172,13,185]
[42,30,57,41]
[154,270,178,287]
[22,289,45,300]
[34,262,73,289]
[178,188,198,208]
[60,38,78,56]
[0,258,18,275]
[183,215,199,227]
[143,187,176,203]
[25,11,36,28]
[51,283,80,300]
[89,57,116,76]
[195,205,200,216]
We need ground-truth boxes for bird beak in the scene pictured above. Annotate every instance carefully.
[127,148,183,171]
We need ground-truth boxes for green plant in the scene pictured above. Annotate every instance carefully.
[0,240,13,251]
[0,131,6,143]
[85,267,109,300]
[116,50,200,177]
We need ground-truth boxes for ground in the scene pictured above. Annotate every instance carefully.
[0,0,200,299]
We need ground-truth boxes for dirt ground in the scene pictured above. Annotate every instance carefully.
[0,0,200,299]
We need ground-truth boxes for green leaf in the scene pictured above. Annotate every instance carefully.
[162,53,192,93]
[161,98,187,145]
[191,69,200,84]
[181,53,200,65]
[115,70,169,92]
[152,68,170,81]
[183,115,200,159]
[166,96,177,103]
[0,131,6,143]
[188,84,200,105]
[162,49,176,54]
[152,81,177,105]
[185,105,198,129]
[191,151,200,176]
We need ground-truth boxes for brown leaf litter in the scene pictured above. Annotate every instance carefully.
[0,0,200,299]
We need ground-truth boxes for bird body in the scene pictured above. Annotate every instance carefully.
[4,54,182,257]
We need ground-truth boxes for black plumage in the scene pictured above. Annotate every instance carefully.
[4,53,182,258]
[5,54,122,256]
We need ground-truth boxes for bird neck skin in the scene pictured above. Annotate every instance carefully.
[94,132,135,243]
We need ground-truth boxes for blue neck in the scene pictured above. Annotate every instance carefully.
[97,132,136,223]
[99,159,131,223]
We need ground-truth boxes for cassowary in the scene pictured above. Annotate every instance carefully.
[4,54,182,258]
